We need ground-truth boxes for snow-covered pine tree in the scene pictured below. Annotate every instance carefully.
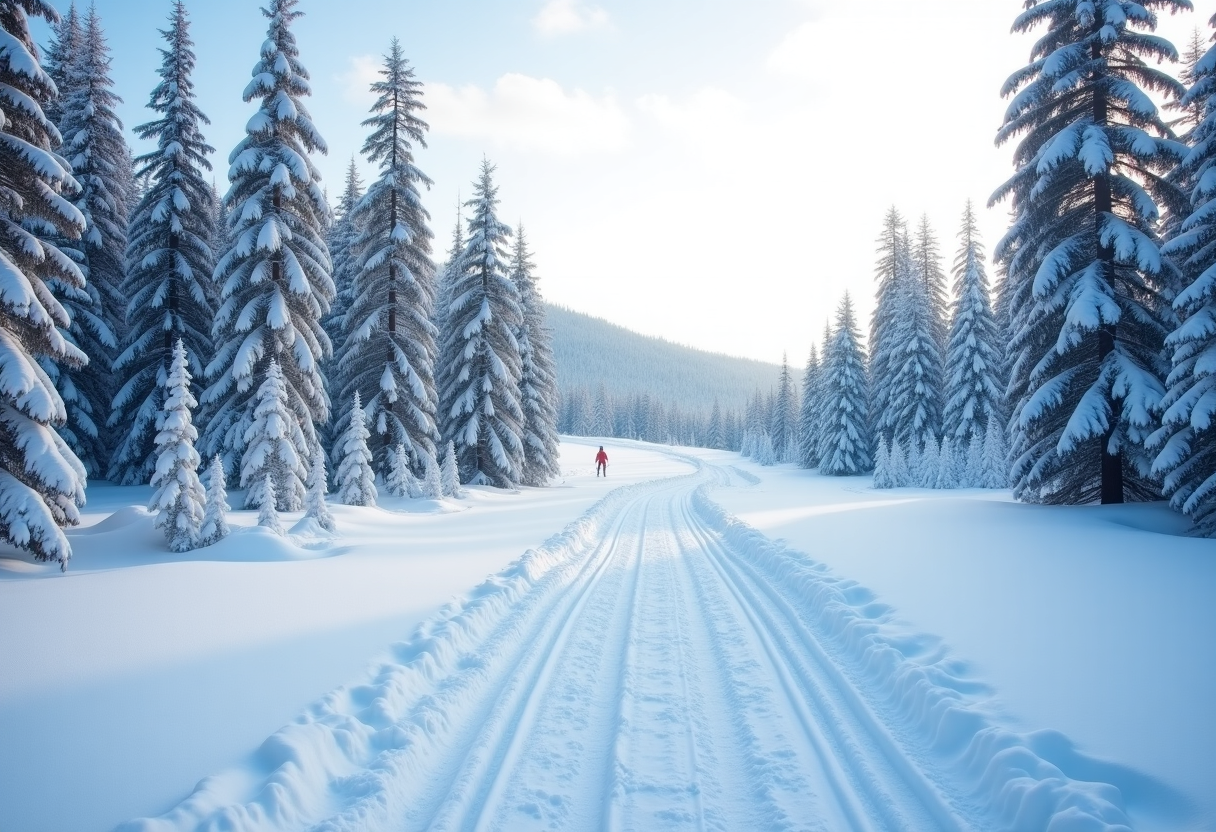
[253,472,283,534]
[797,344,820,468]
[148,340,205,552]
[320,157,362,457]
[335,391,377,506]
[707,399,725,449]
[942,201,1004,446]
[240,359,307,510]
[338,40,439,480]
[199,456,230,545]
[1152,15,1216,534]
[0,0,89,567]
[919,435,940,488]
[421,453,442,498]
[817,294,872,475]
[436,160,524,487]
[771,352,798,462]
[890,439,910,487]
[913,214,950,354]
[40,0,80,130]
[936,436,959,489]
[879,245,944,452]
[385,443,416,497]
[872,438,894,488]
[993,0,1187,505]
[303,451,334,531]
[52,5,130,477]
[110,1,216,485]
[440,439,462,497]
[202,0,333,476]
[513,225,561,485]
[869,207,909,443]
[755,433,776,466]
[982,416,1010,489]
[964,432,985,488]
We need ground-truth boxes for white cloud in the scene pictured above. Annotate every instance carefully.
[426,73,630,156]
[532,0,611,37]
[636,88,752,161]
[339,54,379,106]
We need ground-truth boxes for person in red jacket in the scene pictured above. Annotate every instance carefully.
[595,446,608,477]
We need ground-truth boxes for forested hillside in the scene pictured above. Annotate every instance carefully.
[547,305,780,412]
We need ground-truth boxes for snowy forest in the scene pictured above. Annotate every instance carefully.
[0,0,562,567]
[5,0,1216,578]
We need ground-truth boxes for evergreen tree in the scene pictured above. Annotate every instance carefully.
[993,0,1187,504]
[253,473,283,534]
[436,160,524,487]
[110,0,216,485]
[52,5,130,477]
[797,344,820,467]
[0,0,89,568]
[872,438,894,488]
[707,399,725,450]
[320,157,362,455]
[202,0,333,476]
[936,436,959,489]
[942,201,1004,445]
[890,440,910,487]
[440,440,462,497]
[964,432,985,488]
[421,453,443,498]
[338,39,439,478]
[771,352,798,462]
[982,416,1011,489]
[879,248,943,451]
[919,435,941,489]
[199,456,230,545]
[385,443,417,497]
[869,207,909,439]
[40,0,80,130]
[335,391,377,506]
[593,382,612,436]
[1153,15,1216,534]
[303,451,334,531]
[912,214,950,354]
[513,226,561,485]
[817,294,872,475]
[240,359,307,510]
[148,340,205,552]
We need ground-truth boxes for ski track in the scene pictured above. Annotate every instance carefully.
[121,455,1139,832]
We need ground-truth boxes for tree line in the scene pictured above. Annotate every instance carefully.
[0,0,560,566]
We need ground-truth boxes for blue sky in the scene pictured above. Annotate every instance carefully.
[33,0,1205,365]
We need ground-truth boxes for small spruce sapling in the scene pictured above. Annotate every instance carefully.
[254,473,283,535]
[336,392,377,506]
[441,441,462,497]
[304,452,335,532]
[199,457,230,545]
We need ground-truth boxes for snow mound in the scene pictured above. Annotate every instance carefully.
[75,505,154,534]
[198,526,330,562]
[116,471,696,832]
[690,483,1140,832]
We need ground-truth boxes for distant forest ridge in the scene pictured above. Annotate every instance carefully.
[546,304,782,411]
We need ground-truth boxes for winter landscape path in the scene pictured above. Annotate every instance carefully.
[114,450,1144,832]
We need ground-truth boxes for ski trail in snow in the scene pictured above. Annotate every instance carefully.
[121,455,1139,832]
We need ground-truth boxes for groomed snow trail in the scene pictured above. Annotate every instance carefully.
[122,456,1138,832]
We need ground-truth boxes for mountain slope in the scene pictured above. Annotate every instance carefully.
[546,304,781,411]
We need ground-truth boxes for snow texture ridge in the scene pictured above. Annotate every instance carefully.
[690,480,1137,832]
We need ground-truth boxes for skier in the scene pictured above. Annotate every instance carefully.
[595,446,608,477]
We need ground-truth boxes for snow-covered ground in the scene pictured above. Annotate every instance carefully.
[1,439,1212,831]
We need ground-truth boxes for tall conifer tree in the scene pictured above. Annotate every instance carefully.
[797,343,820,467]
[817,294,873,475]
[436,160,524,487]
[337,39,439,476]
[869,208,910,443]
[943,201,1004,444]
[913,214,950,354]
[993,0,1187,504]
[1154,14,1216,535]
[202,0,334,476]
[512,225,560,486]
[110,0,216,484]
[0,0,89,567]
[52,5,130,477]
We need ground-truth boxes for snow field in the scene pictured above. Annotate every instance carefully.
[0,441,687,832]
